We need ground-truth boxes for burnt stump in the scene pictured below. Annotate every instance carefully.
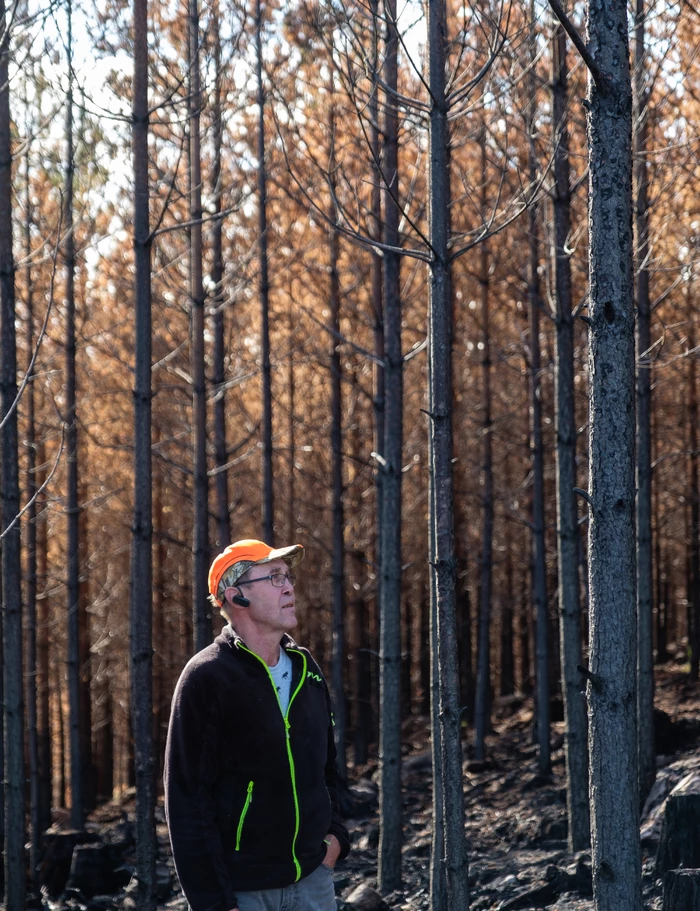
[663,869,700,911]
[656,772,700,876]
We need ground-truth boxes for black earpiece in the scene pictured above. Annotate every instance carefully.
[231,593,250,608]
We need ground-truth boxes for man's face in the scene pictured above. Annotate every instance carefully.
[231,558,298,637]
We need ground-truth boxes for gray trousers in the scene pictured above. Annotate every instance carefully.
[235,864,337,911]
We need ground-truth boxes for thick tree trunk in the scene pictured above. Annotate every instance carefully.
[427,1,469,906]
[378,0,403,891]
[1,0,25,899]
[189,0,210,652]
[551,18,589,850]
[634,0,655,802]
[473,125,493,763]
[256,0,274,544]
[130,0,157,903]
[211,7,230,551]
[585,0,641,900]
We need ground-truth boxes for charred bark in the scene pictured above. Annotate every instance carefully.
[378,0,403,890]
[584,0,641,899]
[551,17,589,851]
[130,0,157,902]
[1,0,25,899]
[426,0,469,904]
[634,0,655,801]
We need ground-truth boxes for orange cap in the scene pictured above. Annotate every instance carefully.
[208,539,304,605]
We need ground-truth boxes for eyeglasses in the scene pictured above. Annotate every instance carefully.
[238,571,296,589]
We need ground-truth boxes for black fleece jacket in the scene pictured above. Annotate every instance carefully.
[164,626,349,911]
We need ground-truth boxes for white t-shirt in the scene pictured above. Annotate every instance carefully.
[268,648,293,717]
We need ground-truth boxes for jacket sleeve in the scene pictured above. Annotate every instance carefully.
[164,661,239,911]
[323,683,351,861]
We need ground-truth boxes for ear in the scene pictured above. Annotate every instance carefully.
[224,586,250,609]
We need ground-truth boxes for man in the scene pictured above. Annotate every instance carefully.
[164,539,349,911]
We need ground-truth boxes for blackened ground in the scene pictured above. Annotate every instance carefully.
[38,663,700,911]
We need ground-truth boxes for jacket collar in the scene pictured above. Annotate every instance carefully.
[219,623,298,653]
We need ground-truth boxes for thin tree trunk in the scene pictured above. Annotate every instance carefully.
[37,446,51,831]
[634,0,654,800]
[63,0,83,829]
[1,0,25,898]
[369,0,384,763]
[378,0,403,890]
[427,1,469,905]
[55,657,66,807]
[428,382,445,911]
[551,17,589,851]
[211,4,229,551]
[500,457,514,697]
[585,0,641,899]
[256,0,274,544]
[328,92,347,777]
[130,0,157,901]
[474,123,493,763]
[79,477,94,810]
[153,428,165,775]
[527,52,550,774]
[189,0,209,652]
[24,106,41,890]
[519,573,531,694]
[351,548,370,766]
[287,296,295,542]
[370,0,384,641]
[688,305,699,682]
[455,498,474,717]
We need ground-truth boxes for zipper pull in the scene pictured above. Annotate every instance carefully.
[285,717,291,739]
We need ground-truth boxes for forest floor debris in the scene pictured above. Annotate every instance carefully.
[36,664,700,911]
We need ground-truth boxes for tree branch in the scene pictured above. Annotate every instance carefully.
[546,0,607,90]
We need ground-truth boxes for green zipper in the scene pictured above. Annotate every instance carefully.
[235,780,254,851]
[239,644,307,882]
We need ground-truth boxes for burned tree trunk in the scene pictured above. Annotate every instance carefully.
[426,0,469,905]
[130,0,157,901]
[473,122,493,764]
[1,0,25,901]
[256,0,274,544]
[583,0,641,899]
[189,0,210,652]
[634,0,655,801]
[328,92,347,778]
[526,37,550,774]
[63,0,85,831]
[377,0,403,893]
[551,16,589,850]
[211,4,230,551]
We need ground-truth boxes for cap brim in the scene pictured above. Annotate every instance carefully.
[257,544,304,568]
